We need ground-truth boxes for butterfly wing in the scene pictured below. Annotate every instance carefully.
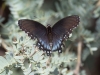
[18,19,47,39]
[52,15,80,52]
[18,19,51,53]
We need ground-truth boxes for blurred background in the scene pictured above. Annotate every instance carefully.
[0,0,100,75]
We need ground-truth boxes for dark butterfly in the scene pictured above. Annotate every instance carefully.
[18,15,80,56]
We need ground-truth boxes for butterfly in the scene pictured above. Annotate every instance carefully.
[18,15,80,56]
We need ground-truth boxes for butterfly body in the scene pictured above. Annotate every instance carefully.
[18,15,80,56]
[47,26,53,45]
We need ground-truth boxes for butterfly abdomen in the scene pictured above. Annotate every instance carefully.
[47,26,53,45]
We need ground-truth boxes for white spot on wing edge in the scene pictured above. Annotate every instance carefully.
[69,33,72,37]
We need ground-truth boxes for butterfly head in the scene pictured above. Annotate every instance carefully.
[47,24,51,27]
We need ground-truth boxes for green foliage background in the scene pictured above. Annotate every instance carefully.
[0,0,100,75]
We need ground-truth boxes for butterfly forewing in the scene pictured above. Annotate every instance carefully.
[18,19,46,37]
[52,15,79,35]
